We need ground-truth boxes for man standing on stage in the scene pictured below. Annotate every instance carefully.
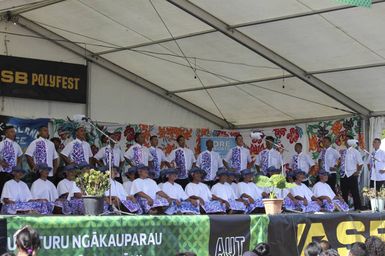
[93,133,124,168]
[61,126,92,165]
[26,125,59,179]
[149,135,169,183]
[318,136,340,192]
[289,142,315,185]
[125,132,152,167]
[340,135,363,211]
[196,139,223,187]
[255,136,283,175]
[0,126,23,192]
[223,135,252,173]
[167,135,196,188]
[368,138,385,191]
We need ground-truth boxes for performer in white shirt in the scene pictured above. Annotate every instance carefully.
[167,135,196,188]
[61,126,92,166]
[256,136,283,175]
[123,166,137,195]
[312,170,349,212]
[94,133,124,168]
[224,135,252,173]
[211,169,247,213]
[149,135,169,182]
[125,132,152,167]
[0,126,23,193]
[196,139,223,187]
[185,167,226,214]
[26,125,59,178]
[289,143,315,185]
[130,164,171,214]
[317,136,340,192]
[368,138,385,191]
[161,168,199,215]
[227,171,241,196]
[237,169,267,213]
[339,136,363,211]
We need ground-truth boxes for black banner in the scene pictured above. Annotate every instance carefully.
[0,219,7,254]
[0,55,87,103]
[268,212,385,256]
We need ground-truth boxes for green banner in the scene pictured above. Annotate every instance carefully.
[336,0,372,7]
[249,215,269,251]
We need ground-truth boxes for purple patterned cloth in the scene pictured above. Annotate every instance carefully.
[242,197,264,213]
[120,200,142,214]
[320,149,326,170]
[200,200,226,214]
[137,197,170,213]
[321,199,349,212]
[201,152,211,181]
[165,200,200,215]
[1,201,54,215]
[104,147,115,167]
[72,141,86,165]
[292,154,299,171]
[2,140,16,173]
[150,148,160,178]
[260,150,269,174]
[282,198,321,212]
[175,149,187,179]
[35,140,47,165]
[283,197,299,211]
[228,199,247,213]
[231,147,241,172]
[339,149,347,177]
[133,147,142,166]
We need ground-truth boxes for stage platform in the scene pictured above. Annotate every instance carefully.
[0,212,384,256]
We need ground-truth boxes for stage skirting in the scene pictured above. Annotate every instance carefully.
[0,212,384,256]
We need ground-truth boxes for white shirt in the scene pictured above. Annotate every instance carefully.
[149,146,167,163]
[57,179,81,200]
[106,179,127,201]
[61,138,92,164]
[343,147,364,178]
[185,182,212,202]
[290,183,314,201]
[130,178,160,200]
[196,150,224,181]
[312,182,336,199]
[31,178,58,202]
[211,182,237,201]
[369,149,385,181]
[230,182,238,197]
[1,179,32,203]
[236,182,265,200]
[94,145,124,167]
[25,137,58,176]
[124,143,153,166]
[161,181,188,201]
[289,152,315,173]
[123,180,134,195]
[224,146,251,171]
[0,138,23,173]
[318,147,340,173]
[256,148,283,172]
[167,147,196,178]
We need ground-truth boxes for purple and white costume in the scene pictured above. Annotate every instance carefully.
[185,182,226,214]
[130,178,169,213]
[161,181,199,215]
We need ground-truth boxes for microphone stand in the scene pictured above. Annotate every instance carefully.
[362,149,381,212]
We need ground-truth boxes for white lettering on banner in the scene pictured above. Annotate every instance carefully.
[215,236,245,256]
[7,232,163,251]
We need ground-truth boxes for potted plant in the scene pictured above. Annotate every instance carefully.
[76,169,110,215]
[256,174,296,215]
[362,187,378,212]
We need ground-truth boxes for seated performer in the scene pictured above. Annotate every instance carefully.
[289,170,322,213]
[237,169,267,213]
[105,166,142,214]
[130,164,171,214]
[211,169,247,214]
[227,171,240,195]
[1,167,51,215]
[312,170,349,212]
[161,168,200,215]
[123,166,137,195]
[185,167,226,214]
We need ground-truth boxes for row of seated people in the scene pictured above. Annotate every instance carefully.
[0,164,349,215]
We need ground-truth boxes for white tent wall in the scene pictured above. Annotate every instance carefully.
[0,21,218,128]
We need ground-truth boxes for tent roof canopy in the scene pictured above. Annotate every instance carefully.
[1,0,385,128]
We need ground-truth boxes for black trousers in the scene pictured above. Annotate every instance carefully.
[370,180,385,191]
[341,175,361,210]
[176,178,190,189]
[327,173,337,193]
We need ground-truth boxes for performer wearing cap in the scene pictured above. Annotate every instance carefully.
[368,138,385,191]
[289,143,315,185]
[61,126,92,166]
[312,170,349,212]
[167,135,196,189]
[211,169,247,213]
[223,135,252,173]
[149,135,169,183]
[185,167,226,214]
[236,169,267,213]
[1,167,51,214]
[289,170,321,212]
[26,125,59,179]
[256,136,283,175]
[196,139,224,188]
[123,166,138,195]
[317,136,340,192]
[124,132,152,167]
[0,126,23,193]
[227,171,241,195]
[161,168,200,215]
[130,164,171,214]
[339,135,363,211]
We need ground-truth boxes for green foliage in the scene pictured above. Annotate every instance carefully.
[75,169,110,196]
[256,174,296,199]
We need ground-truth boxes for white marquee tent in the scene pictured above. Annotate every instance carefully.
[1,0,385,130]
